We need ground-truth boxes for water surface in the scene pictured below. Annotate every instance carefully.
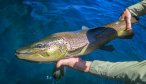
[0,0,146,84]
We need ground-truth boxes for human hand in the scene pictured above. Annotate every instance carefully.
[120,9,132,30]
[56,57,91,72]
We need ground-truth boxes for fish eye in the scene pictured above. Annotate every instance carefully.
[34,44,44,48]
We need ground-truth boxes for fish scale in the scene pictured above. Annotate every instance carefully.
[54,31,89,51]
[16,17,138,80]
[16,17,138,62]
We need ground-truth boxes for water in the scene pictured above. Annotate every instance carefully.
[0,0,146,84]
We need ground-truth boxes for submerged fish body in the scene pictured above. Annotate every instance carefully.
[16,17,137,62]
[16,17,137,79]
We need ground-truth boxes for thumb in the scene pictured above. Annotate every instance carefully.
[119,13,125,21]
[56,60,63,68]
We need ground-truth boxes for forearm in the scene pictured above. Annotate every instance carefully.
[89,60,146,83]
[128,0,146,17]
[57,57,92,72]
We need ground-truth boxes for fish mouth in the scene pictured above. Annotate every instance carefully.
[16,51,32,55]
[15,49,34,59]
[15,51,49,62]
[16,50,33,55]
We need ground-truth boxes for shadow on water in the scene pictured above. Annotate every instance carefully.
[0,0,146,84]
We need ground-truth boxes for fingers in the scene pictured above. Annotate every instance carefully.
[56,60,63,68]
[125,9,132,30]
[120,9,132,30]
[126,17,132,30]
[119,13,125,21]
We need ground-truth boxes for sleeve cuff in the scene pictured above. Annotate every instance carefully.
[89,60,109,76]
[128,1,146,17]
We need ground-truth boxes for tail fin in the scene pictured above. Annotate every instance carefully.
[53,65,64,80]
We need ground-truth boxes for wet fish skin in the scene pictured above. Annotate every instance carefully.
[16,17,137,79]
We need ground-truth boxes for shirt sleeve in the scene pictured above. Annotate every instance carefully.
[89,60,146,83]
[128,0,146,17]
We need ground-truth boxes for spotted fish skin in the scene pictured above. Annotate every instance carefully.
[16,17,137,80]
[16,17,137,63]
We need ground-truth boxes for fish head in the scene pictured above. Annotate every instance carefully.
[16,37,68,63]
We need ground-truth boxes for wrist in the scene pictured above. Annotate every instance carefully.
[84,61,92,72]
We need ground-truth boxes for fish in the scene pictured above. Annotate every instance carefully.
[16,17,137,80]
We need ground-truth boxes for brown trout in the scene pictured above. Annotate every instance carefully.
[16,17,137,80]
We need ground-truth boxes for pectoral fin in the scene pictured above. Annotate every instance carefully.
[67,44,88,57]
[82,26,89,30]
[53,65,64,80]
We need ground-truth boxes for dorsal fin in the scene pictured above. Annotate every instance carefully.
[82,26,89,30]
